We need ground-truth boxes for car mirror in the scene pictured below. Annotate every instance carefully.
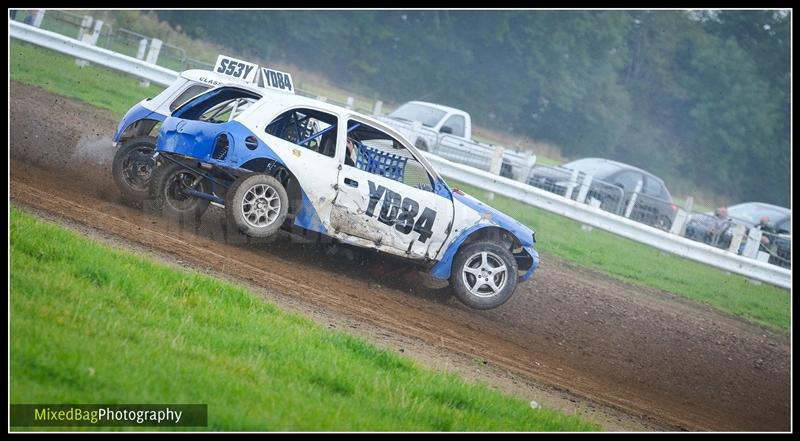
[440,126,453,134]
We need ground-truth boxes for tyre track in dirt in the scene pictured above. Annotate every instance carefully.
[9,82,791,431]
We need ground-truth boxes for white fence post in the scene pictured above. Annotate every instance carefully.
[486,146,506,201]
[89,19,103,46]
[139,38,162,88]
[345,96,354,109]
[564,169,580,199]
[77,15,92,41]
[728,223,747,254]
[576,172,593,204]
[741,228,763,258]
[670,209,687,235]
[145,38,162,64]
[373,100,383,116]
[624,180,643,218]
[32,10,45,28]
[488,146,505,175]
[136,38,148,60]
[670,196,693,235]
[75,16,94,67]
[524,152,537,182]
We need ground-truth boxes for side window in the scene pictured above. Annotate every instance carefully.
[265,108,337,158]
[776,218,790,234]
[345,120,435,192]
[169,84,212,112]
[613,171,642,193]
[441,115,465,137]
[642,175,663,197]
[173,87,261,122]
[199,97,256,123]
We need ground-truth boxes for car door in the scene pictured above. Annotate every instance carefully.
[330,118,454,260]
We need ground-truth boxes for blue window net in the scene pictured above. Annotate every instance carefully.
[355,143,408,182]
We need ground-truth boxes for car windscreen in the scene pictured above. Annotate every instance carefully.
[562,159,620,178]
[727,204,789,226]
[389,103,447,128]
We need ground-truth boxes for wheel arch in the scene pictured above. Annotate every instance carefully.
[118,118,161,144]
[238,157,300,215]
[429,224,530,280]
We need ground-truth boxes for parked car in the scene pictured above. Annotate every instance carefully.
[375,101,536,180]
[685,202,790,268]
[527,158,676,230]
[113,67,541,309]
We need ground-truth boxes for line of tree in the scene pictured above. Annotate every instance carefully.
[157,10,790,207]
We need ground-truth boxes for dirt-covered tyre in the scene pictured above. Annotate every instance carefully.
[111,136,156,203]
[147,162,211,223]
[225,173,288,238]
[450,241,518,309]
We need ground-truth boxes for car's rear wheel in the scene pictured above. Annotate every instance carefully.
[450,241,518,309]
[225,174,288,238]
[656,214,673,231]
[112,136,156,204]
[147,162,211,223]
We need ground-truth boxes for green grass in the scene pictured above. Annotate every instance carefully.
[9,207,597,431]
[10,38,789,331]
[449,180,790,331]
[10,39,164,116]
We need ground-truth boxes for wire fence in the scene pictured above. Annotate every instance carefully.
[10,10,215,72]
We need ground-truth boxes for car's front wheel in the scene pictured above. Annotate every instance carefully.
[225,174,289,238]
[450,241,518,309]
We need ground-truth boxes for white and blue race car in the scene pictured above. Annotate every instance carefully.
[112,55,540,309]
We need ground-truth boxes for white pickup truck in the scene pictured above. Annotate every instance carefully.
[375,101,536,181]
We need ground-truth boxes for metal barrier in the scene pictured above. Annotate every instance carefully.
[526,165,574,198]
[626,191,676,231]
[583,178,626,215]
[10,20,791,288]
[684,212,734,248]
[526,166,626,215]
[184,57,214,71]
[157,42,187,71]
[100,28,150,58]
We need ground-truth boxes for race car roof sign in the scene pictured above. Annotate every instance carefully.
[213,54,259,84]
[259,67,295,94]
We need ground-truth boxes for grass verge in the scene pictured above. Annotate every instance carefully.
[9,206,598,431]
[10,39,789,331]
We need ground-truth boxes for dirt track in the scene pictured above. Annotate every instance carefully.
[9,82,791,431]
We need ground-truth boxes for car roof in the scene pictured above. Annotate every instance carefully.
[404,101,465,116]
[564,157,665,183]
[728,202,790,216]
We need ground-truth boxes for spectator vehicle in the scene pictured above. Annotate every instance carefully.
[685,202,791,268]
[376,101,536,181]
[111,59,541,310]
[527,158,677,230]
